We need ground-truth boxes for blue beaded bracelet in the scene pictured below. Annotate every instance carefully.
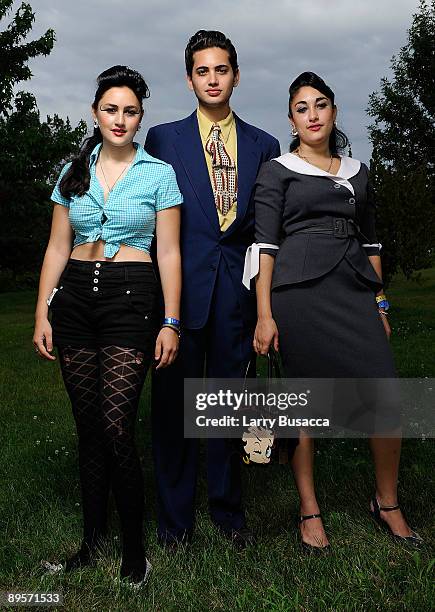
[377,300,390,311]
[163,316,180,328]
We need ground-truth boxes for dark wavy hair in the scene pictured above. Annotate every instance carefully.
[185,30,238,77]
[60,65,150,198]
[288,71,350,157]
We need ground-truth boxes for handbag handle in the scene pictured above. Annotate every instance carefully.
[243,347,281,387]
[267,347,281,380]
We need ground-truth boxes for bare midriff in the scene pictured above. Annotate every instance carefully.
[70,240,152,263]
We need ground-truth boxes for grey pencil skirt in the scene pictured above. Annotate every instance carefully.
[272,258,399,434]
[271,257,396,378]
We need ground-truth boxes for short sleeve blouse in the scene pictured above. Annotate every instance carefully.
[51,142,182,258]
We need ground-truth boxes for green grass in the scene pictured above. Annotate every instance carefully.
[0,270,434,611]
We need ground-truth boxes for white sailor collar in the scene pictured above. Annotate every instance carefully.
[273,153,361,195]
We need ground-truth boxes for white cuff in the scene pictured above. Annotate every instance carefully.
[362,243,382,250]
[242,243,279,289]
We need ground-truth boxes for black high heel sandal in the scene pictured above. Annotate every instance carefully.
[369,496,423,547]
[299,513,331,554]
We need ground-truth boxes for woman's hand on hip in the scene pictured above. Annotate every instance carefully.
[155,327,179,369]
[33,317,56,361]
[254,316,279,355]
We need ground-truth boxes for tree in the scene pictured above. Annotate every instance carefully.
[0,0,54,115]
[367,0,435,284]
[0,1,86,287]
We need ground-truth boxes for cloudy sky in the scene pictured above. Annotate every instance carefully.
[9,0,419,163]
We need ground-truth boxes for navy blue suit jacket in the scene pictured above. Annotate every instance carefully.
[145,111,280,329]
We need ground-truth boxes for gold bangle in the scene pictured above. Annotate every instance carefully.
[162,324,181,337]
[376,294,387,303]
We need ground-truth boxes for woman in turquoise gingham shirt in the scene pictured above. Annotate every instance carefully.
[51,141,181,258]
[33,65,182,587]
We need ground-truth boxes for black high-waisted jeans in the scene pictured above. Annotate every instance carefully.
[50,259,158,351]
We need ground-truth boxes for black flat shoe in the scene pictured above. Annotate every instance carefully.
[120,558,152,589]
[218,526,256,549]
[370,496,423,547]
[299,513,331,554]
[64,543,94,571]
[41,542,95,574]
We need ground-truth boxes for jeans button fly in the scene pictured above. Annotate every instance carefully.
[93,287,99,292]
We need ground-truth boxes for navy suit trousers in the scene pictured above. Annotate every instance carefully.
[151,258,255,543]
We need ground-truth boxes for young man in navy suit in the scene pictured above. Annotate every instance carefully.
[145,30,280,547]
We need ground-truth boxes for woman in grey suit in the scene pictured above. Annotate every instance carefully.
[245,72,422,551]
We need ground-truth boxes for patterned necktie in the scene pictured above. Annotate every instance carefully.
[205,123,237,216]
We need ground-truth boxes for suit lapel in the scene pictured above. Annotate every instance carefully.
[227,114,261,236]
[173,112,220,233]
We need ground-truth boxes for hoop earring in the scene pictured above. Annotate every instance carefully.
[93,119,99,129]
[291,125,298,137]
[137,124,142,132]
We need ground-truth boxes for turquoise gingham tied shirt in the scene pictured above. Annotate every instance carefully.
[51,142,182,258]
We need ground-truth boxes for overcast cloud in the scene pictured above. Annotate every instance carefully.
[9,0,420,162]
